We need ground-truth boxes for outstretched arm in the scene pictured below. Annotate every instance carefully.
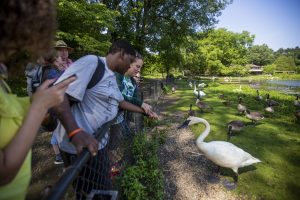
[119,100,158,119]
[0,78,74,185]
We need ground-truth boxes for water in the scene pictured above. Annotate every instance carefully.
[250,80,300,95]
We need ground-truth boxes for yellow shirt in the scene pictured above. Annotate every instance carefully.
[0,84,31,200]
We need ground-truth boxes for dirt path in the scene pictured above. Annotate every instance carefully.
[155,95,239,200]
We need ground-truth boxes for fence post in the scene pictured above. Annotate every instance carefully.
[134,91,143,133]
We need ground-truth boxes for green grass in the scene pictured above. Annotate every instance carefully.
[164,79,300,200]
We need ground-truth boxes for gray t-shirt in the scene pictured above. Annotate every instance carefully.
[53,55,124,154]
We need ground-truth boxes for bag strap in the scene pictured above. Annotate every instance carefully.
[87,56,105,89]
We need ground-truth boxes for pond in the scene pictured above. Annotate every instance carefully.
[249,80,300,95]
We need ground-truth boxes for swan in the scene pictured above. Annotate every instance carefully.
[198,82,207,88]
[193,83,206,97]
[192,117,261,189]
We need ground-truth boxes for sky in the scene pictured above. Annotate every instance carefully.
[215,0,300,51]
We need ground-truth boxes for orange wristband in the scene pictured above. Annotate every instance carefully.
[68,128,82,138]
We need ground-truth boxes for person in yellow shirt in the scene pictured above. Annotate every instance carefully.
[0,1,75,199]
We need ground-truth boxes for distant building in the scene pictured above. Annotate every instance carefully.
[248,64,263,74]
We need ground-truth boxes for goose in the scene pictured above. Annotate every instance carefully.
[264,102,274,114]
[266,93,279,107]
[188,104,196,117]
[191,117,261,189]
[227,120,245,140]
[294,95,300,108]
[244,110,264,124]
[237,97,247,114]
[218,94,225,100]
[295,110,300,122]
[196,91,212,112]
[256,90,263,101]
[222,99,232,106]
[193,83,206,97]
[171,85,176,93]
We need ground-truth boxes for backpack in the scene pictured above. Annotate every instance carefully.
[40,56,105,132]
[25,63,43,96]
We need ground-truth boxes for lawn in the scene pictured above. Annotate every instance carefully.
[163,79,300,200]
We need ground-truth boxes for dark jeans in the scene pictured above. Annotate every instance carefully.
[61,147,111,200]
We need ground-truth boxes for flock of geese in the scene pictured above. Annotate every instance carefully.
[178,82,300,190]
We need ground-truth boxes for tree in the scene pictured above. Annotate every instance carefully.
[56,0,118,58]
[274,55,296,71]
[195,28,254,75]
[247,44,274,66]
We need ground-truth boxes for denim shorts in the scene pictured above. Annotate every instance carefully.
[50,134,58,145]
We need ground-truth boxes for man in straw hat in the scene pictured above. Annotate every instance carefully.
[54,40,73,70]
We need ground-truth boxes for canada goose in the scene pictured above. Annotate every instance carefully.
[227,120,245,140]
[194,83,206,97]
[265,102,274,114]
[294,95,300,108]
[256,90,263,101]
[266,94,279,107]
[196,91,212,112]
[295,110,300,122]
[188,104,196,116]
[171,85,176,93]
[237,97,247,114]
[244,110,264,124]
[219,94,225,100]
[191,117,261,190]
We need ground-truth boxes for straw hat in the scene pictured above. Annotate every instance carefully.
[54,40,73,52]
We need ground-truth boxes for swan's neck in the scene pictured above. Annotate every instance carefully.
[196,118,211,144]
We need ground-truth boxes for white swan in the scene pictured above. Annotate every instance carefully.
[193,83,206,97]
[186,116,261,188]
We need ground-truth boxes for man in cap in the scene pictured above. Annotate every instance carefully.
[54,40,73,70]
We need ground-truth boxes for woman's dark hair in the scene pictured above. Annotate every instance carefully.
[0,0,56,63]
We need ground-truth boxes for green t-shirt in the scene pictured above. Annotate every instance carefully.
[0,82,31,200]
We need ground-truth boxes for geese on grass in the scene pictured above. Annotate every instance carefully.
[188,117,261,190]
[244,110,264,124]
[227,120,245,140]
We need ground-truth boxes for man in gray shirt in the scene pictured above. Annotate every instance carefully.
[53,40,157,199]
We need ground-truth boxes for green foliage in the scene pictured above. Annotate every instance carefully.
[56,0,118,58]
[121,133,164,200]
[247,44,274,66]
[220,65,250,76]
[263,64,276,74]
[274,55,297,71]
[6,78,28,97]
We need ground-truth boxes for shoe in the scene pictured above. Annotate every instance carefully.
[54,154,64,165]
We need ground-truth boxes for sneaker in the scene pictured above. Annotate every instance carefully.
[54,154,64,165]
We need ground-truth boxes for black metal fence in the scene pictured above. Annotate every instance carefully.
[43,80,164,200]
